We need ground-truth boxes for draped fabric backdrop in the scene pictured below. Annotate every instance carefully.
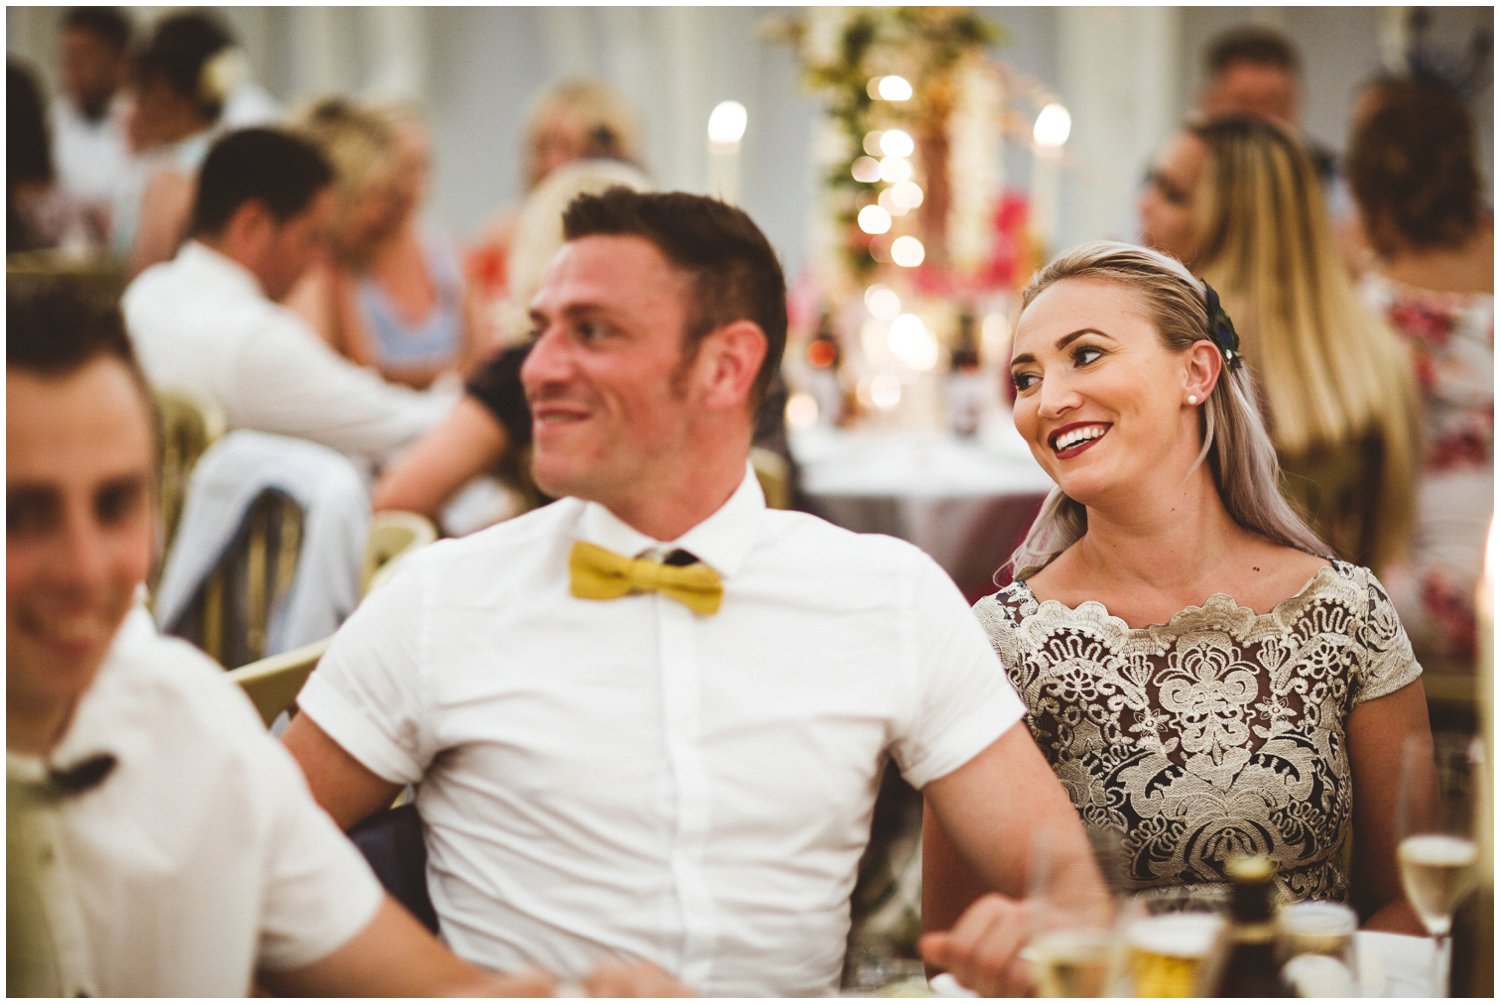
[6,6,1493,278]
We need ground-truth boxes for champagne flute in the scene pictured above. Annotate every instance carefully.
[1396,733,1484,992]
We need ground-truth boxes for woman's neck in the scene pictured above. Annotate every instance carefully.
[1377,222,1494,295]
[1076,480,1246,593]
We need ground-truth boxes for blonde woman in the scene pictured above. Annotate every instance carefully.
[468,79,644,344]
[286,98,464,388]
[1140,116,1420,577]
[923,244,1429,968]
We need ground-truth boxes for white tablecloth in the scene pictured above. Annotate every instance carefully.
[792,415,1053,600]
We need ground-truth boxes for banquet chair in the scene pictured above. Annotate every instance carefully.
[153,430,370,668]
[195,490,305,667]
[152,388,227,559]
[226,637,331,729]
[361,510,439,596]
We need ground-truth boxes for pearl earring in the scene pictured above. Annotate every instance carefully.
[1187,394,1199,405]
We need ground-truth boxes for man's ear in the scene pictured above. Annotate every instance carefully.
[225,198,275,255]
[1183,339,1223,403]
[697,320,768,412]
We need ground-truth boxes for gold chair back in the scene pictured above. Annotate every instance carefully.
[194,491,304,666]
[152,389,227,559]
[226,637,331,728]
[362,510,439,595]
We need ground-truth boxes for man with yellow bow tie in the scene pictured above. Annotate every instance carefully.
[284,188,1104,997]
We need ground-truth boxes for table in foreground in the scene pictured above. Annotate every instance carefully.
[862,931,1441,997]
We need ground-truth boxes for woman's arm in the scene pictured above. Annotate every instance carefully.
[1346,678,1432,933]
[372,395,511,519]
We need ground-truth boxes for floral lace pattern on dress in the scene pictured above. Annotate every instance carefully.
[975,561,1421,901]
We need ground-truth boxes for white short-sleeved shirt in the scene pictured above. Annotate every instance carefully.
[299,468,1024,996]
[6,609,384,997]
[122,241,453,466]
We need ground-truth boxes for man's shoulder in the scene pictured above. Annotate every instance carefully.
[396,498,583,581]
[92,610,265,730]
[758,506,939,572]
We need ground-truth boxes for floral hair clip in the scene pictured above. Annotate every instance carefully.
[1200,278,1243,371]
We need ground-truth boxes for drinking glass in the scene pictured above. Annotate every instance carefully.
[1396,732,1484,992]
[1275,900,1360,996]
[1118,886,1229,997]
[1021,826,1126,997]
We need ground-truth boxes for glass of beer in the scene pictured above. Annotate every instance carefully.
[1120,887,1228,997]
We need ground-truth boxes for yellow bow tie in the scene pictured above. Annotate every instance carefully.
[568,540,723,615]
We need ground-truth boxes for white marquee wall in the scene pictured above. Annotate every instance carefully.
[7,6,1493,278]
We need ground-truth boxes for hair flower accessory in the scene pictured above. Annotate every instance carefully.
[199,47,250,104]
[1200,278,1243,371]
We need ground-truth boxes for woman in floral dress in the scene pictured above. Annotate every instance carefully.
[922,242,1430,938]
[1348,75,1494,665]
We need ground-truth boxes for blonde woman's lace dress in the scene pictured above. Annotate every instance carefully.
[974,560,1421,901]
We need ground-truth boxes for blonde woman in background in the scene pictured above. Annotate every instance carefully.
[286,98,476,389]
[467,79,644,344]
[925,243,1428,945]
[1139,115,1420,577]
[318,101,484,388]
[1347,76,1494,665]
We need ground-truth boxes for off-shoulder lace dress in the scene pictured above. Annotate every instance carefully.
[974,561,1421,901]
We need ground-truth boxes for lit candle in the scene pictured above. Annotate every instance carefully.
[707,100,748,204]
[1030,102,1071,253]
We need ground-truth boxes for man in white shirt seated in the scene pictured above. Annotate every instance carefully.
[122,128,452,470]
[283,188,1107,996]
[4,277,558,997]
[50,7,134,243]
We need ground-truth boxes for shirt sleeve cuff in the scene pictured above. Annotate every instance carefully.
[900,689,1026,790]
[296,673,427,787]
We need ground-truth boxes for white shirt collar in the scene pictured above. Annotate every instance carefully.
[177,240,267,301]
[577,463,764,578]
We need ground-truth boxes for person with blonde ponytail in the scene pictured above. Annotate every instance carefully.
[1142,115,1421,577]
[923,243,1429,944]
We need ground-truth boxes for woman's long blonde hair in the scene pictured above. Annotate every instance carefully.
[1010,241,1327,575]
[1187,116,1419,571]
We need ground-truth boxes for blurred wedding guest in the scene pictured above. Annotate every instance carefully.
[1139,116,1420,576]
[4,276,560,998]
[468,78,643,344]
[50,7,134,244]
[8,59,94,253]
[112,11,232,275]
[928,242,1429,935]
[288,99,482,390]
[1198,24,1337,185]
[373,157,652,531]
[1347,75,1495,665]
[284,189,1105,997]
[123,128,452,470]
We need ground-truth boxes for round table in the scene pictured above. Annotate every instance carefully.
[792,416,1053,602]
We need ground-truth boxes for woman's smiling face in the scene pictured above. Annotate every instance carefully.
[1010,277,1201,507]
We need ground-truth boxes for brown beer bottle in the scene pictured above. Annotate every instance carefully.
[1214,855,1291,998]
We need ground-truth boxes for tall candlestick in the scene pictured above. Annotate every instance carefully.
[707,100,747,204]
[1030,102,1071,255]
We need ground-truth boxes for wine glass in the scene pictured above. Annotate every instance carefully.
[1021,826,1126,997]
[1396,732,1484,992]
